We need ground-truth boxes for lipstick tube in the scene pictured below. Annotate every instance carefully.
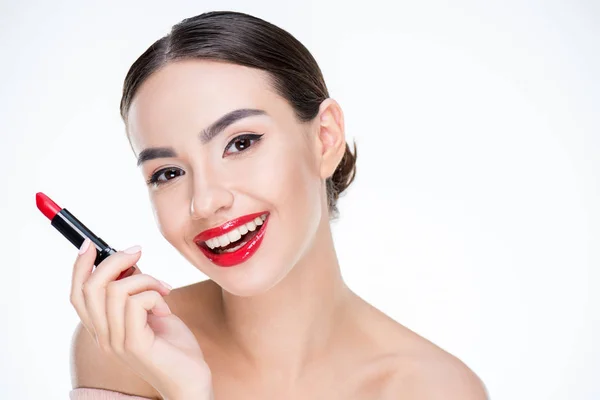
[51,207,117,267]
[36,192,135,279]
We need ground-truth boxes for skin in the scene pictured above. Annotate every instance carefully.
[70,59,488,399]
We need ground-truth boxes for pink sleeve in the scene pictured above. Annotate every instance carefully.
[69,388,154,399]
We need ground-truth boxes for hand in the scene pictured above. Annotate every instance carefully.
[70,239,214,400]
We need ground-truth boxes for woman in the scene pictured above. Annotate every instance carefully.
[69,11,487,400]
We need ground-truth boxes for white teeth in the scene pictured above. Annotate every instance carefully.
[218,235,230,247]
[203,213,268,250]
[227,229,242,242]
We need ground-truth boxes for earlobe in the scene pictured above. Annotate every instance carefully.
[317,98,346,180]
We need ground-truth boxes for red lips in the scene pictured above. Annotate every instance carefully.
[193,211,268,243]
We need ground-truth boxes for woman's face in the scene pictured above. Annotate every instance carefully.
[126,59,327,296]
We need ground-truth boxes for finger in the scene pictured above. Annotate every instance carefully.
[83,246,142,352]
[69,238,97,337]
[124,290,171,356]
[93,246,143,282]
[106,274,172,354]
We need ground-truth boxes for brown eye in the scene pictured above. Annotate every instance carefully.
[162,169,180,180]
[235,138,251,151]
[146,168,185,187]
[224,133,264,156]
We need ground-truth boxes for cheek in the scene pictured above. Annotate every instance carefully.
[256,143,322,242]
[243,140,320,212]
[150,188,190,245]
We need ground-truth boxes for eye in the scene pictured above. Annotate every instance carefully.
[223,133,264,156]
[146,167,185,187]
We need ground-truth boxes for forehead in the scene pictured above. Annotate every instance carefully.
[126,59,283,151]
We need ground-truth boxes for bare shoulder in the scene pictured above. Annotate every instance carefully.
[70,322,162,399]
[353,299,488,399]
[378,351,489,399]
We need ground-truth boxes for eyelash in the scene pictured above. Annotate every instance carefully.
[145,133,264,187]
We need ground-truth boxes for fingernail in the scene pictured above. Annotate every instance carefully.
[159,280,172,291]
[78,238,91,255]
[123,245,142,254]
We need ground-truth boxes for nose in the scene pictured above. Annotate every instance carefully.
[189,175,234,220]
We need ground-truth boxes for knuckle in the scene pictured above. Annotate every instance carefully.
[146,290,161,304]
[81,282,94,296]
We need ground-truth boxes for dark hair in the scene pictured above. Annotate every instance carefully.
[120,11,357,219]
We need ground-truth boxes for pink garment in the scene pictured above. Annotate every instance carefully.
[70,388,153,399]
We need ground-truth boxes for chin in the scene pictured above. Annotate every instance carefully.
[167,233,290,297]
[208,257,294,297]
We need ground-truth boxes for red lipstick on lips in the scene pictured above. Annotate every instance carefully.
[194,211,269,268]
[35,192,136,280]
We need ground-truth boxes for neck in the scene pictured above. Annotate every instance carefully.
[216,217,353,382]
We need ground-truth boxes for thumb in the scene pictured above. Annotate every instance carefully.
[117,247,142,279]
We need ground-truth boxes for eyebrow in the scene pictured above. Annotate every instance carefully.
[136,108,267,166]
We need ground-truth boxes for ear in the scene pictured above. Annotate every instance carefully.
[315,98,346,180]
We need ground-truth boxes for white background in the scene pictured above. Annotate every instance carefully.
[1,1,598,399]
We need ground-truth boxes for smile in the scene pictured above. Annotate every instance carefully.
[193,211,269,267]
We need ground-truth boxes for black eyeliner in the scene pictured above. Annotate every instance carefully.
[146,133,264,187]
[223,133,264,157]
